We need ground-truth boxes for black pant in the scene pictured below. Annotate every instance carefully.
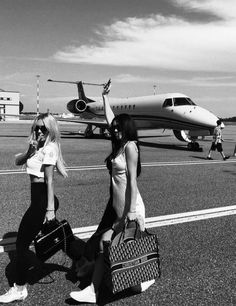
[15,183,59,285]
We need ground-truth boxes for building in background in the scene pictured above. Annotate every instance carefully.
[0,89,20,121]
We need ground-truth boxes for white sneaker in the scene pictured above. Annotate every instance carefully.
[140,279,155,292]
[70,285,96,304]
[0,283,28,303]
[131,279,155,293]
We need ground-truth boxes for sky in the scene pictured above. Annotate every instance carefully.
[0,0,236,117]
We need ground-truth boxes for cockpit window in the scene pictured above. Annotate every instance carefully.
[174,97,196,106]
[162,98,173,108]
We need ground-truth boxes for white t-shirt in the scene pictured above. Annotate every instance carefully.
[213,126,222,143]
[26,142,59,178]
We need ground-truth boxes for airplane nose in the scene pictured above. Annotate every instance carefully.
[189,106,218,128]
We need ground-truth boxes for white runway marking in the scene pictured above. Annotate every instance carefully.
[1,205,236,253]
[0,159,235,176]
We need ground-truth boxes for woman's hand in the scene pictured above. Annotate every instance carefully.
[102,79,111,95]
[127,211,138,222]
[26,140,38,157]
[45,210,56,222]
[127,212,145,231]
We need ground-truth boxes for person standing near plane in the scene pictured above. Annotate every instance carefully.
[0,113,67,303]
[70,81,155,304]
[207,119,230,160]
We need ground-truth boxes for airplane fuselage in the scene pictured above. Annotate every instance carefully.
[47,79,219,146]
[77,93,218,135]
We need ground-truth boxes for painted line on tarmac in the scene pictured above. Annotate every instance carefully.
[1,205,235,253]
[0,159,235,175]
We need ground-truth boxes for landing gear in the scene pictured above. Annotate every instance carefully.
[84,125,109,138]
[84,124,94,138]
[187,142,202,151]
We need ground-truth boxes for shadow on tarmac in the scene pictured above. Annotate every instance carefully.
[0,135,28,138]
[139,140,189,151]
[189,156,208,160]
[3,232,70,287]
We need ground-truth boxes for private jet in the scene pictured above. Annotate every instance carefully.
[47,79,219,151]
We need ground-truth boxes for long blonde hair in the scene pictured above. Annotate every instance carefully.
[29,113,68,178]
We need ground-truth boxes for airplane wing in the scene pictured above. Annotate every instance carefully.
[0,113,108,128]
[56,116,108,128]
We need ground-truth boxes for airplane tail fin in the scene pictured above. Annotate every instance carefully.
[76,81,91,103]
[48,79,107,103]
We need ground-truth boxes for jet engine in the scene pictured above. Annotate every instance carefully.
[173,130,203,151]
[67,99,87,114]
[173,130,191,142]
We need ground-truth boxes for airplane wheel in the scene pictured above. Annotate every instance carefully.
[84,131,94,138]
[188,142,200,151]
[187,143,193,150]
[84,125,94,138]
[193,142,200,150]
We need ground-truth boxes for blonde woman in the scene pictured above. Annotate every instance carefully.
[0,113,67,303]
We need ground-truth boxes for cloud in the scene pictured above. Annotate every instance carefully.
[114,73,236,87]
[43,96,75,103]
[0,72,33,87]
[113,74,154,83]
[173,0,236,20]
[53,0,236,73]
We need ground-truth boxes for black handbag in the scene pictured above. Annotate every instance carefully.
[103,221,161,294]
[34,219,74,262]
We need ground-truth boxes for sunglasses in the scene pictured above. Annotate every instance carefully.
[35,124,48,134]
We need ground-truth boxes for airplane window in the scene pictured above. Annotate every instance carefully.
[174,97,196,106]
[187,98,196,105]
[133,105,135,109]
[121,105,123,109]
[162,98,173,108]
[129,105,131,109]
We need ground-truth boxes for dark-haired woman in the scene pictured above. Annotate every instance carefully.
[70,82,154,304]
[0,113,67,303]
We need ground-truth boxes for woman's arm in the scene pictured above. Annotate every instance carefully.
[44,165,56,221]
[125,143,138,213]
[102,80,115,126]
[15,152,30,166]
[125,142,144,231]
[15,141,37,165]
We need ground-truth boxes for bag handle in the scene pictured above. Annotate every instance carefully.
[115,219,141,245]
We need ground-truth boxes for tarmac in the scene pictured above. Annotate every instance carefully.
[0,121,236,305]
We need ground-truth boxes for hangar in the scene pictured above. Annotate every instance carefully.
[0,89,20,121]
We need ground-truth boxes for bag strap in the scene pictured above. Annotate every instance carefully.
[114,220,141,246]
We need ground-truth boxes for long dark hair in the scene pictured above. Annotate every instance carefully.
[105,113,141,176]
